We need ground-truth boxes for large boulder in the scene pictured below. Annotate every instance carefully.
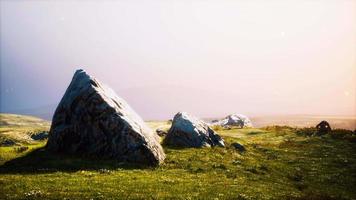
[213,114,253,128]
[47,69,165,166]
[164,112,224,147]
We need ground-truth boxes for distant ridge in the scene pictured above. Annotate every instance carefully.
[0,113,50,127]
[1,104,56,121]
[205,115,356,130]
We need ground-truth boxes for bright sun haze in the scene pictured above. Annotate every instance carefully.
[0,0,355,120]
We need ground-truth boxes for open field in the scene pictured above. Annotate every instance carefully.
[205,115,356,130]
[250,115,356,130]
[0,114,355,199]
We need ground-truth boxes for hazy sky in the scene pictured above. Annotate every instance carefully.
[0,0,355,120]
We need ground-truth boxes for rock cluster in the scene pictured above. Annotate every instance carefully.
[164,112,225,148]
[213,114,253,128]
[47,69,165,166]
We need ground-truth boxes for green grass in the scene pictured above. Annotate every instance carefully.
[0,120,356,199]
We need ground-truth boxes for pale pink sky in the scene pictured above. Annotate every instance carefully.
[0,0,355,120]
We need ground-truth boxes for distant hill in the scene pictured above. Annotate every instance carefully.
[2,104,57,121]
[0,113,50,146]
[0,113,50,127]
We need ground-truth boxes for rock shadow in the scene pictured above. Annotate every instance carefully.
[0,147,152,174]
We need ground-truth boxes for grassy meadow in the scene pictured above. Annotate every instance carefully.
[0,114,356,199]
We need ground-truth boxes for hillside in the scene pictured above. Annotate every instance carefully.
[0,119,355,199]
[0,113,50,146]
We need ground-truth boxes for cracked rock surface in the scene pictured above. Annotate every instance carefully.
[47,69,165,166]
[164,112,224,148]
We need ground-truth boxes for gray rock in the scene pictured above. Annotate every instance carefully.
[164,112,224,148]
[0,139,16,146]
[222,125,232,130]
[213,114,253,128]
[316,120,331,135]
[211,119,219,123]
[231,142,246,152]
[156,129,167,137]
[31,131,49,140]
[47,69,165,166]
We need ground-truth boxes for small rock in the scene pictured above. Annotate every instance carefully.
[0,139,16,146]
[316,121,331,135]
[31,131,49,140]
[231,142,246,152]
[98,169,111,174]
[156,128,167,137]
[223,125,231,130]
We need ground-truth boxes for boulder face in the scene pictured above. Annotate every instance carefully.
[164,112,225,148]
[316,120,332,135]
[47,69,165,166]
[213,114,253,128]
